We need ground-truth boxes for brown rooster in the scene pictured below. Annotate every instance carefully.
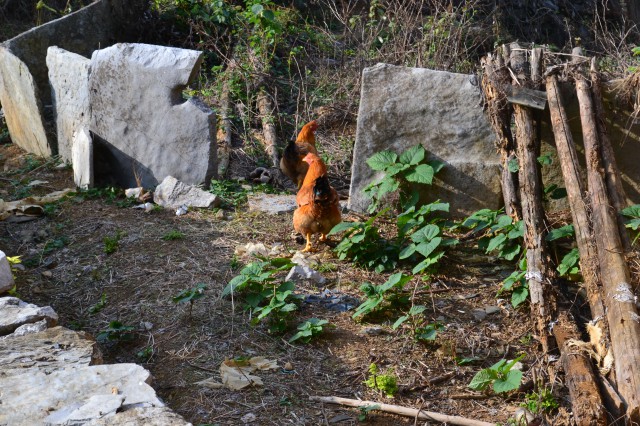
[293,153,341,252]
[280,120,319,188]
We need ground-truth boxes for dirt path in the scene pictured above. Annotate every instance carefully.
[0,144,562,425]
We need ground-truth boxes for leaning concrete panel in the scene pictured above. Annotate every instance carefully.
[47,47,91,163]
[89,43,217,188]
[0,49,51,156]
[348,64,501,217]
[0,0,146,156]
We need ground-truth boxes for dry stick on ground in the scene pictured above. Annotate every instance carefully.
[590,59,632,252]
[553,311,608,425]
[576,75,640,422]
[510,44,557,356]
[480,50,520,219]
[546,72,620,421]
[217,66,234,178]
[308,396,495,426]
[256,86,280,168]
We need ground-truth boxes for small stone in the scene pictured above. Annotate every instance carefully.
[484,306,501,315]
[41,271,53,278]
[0,251,15,294]
[154,176,219,210]
[284,362,293,371]
[472,309,487,322]
[285,265,326,286]
[0,297,58,335]
[125,187,144,199]
[360,326,387,336]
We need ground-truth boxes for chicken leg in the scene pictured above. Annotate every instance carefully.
[301,233,315,253]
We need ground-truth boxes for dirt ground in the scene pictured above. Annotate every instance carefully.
[0,142,574,425]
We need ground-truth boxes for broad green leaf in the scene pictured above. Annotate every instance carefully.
[621,204,640,218]
[251,4,264,15]
[410,224,440,243]
[377,177,400,198]
[546,224,575,241]
[500,243,521,261]
[398,244,416,260]
[493,370,523,393]
[429,160,445,174]
[508,220,525,238]
[486,233,507,253]
[412,252,444,274]
[468,368,498,391]
[409,305,427,315]
[511,286,529,308]
[405,164,434,184]
[507,158,519,172]
[328,221,360,235]
[496,214,513,229]
[392,315,409,329]
[557,248,580,276]
[415,237,442,258]
[415,325,439,341]
[625,218,640,231]
[385,163,410,177]
[537,154,553,166]
[367,151,398,171]
[399,145,426,165]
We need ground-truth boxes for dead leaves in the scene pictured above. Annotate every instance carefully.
[195,356,279,390]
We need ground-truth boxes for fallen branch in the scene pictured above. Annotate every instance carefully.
[309,395,495,426]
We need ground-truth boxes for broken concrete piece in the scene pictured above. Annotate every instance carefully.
[154,176,219,210]
[348,64,502,217]
[0,297,58,336]
[247,194,297,215]
[0,0,146,156]
[0,250,14,294]
[8,319,48,337]
[286,265,326,286]
[89,43,217,188]
[72,128,94,189]
[0,364,163,425]
[47,47,91,163]
[0,326,101,375]
[44,394,125,424]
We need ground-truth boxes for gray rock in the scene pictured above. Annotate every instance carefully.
[8,319,48,337]
[0,250,15,294]
[47,47,91,164]
[0,297,58,336]
[45,394,125,424]
[247,194,297,215]
[154,175,219,210]
[0,0,146,156]
[72,128,94,189]
[0,326,101,375]
[89,43,217,188]
[348,64,502,217]
[0,364,165,425]
[87,406,192,425]
[285,265,326,286]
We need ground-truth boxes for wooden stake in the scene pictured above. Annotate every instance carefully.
[553,311,607,425]
[256,87,280,168]
[309,396,495,426]
[511,45,557,356]
[576,75,640,421]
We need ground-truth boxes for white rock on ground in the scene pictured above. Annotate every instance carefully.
[348,63,502,217]
[0,297,58,335]
[72,127,94,189]
[0,364,165,424]
[154,175,219,210]
[89,43,217,188]
[47,46,91,164]
[247,194,297,215]
[0,250,15,294]
[0,326,101,375]
[286,265,326,286]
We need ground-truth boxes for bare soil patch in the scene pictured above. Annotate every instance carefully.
[0,143,568,425]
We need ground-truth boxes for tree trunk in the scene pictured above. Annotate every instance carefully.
[553,311,607,426]
[511,45,557,356]
[589,60,631,252]
[256,87,280,168]
[576,76,640,422]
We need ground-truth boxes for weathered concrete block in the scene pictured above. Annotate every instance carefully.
[0,297,58,336]
[154,175,219,210]
[0,364,165,425]
[72,128,94,189]
[47,47,91,163]
[0,250,14,294]
[348,64,501,217]
[89,43,217,188]
[0,0,146,156]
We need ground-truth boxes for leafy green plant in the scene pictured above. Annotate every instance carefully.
[358,404,380,422]
[363,145,444,213]
[545,224,580,279]
[162,230,185,241]
[96,321,135,343]
[364,363,398,397]
[352,273,411,320]
[329,210,399,273]
[391,305,442,341]
[621,204,640,244]
[173,283,207,317]
[103,231,124,254]
[498,257,528,308]
[43,236,68,254]
[289,318,330,343]
[136,346,154,362]
[88,293,107,315]
[252,281,302,333]
[468,354,525,394]
[522,387,559,414]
